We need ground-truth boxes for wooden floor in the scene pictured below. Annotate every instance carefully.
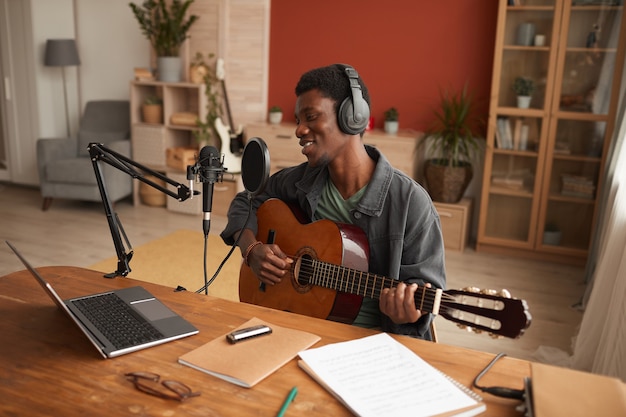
[0,182,587,362]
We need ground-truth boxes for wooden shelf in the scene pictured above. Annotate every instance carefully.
[477,0,626,263]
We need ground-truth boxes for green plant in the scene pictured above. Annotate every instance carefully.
[513,76,534,96]
[419,84,484,167]
[384,107,399,122]
[144,95,162,105]
[193,53,222,144]
[129,0,199,57]
[269,105,282,113]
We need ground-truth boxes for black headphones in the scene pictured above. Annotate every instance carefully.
[337,65,370,135]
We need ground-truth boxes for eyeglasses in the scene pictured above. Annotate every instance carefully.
[125,372,201,401]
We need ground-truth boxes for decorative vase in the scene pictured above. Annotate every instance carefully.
[157,56,182,82]
[269,112,283,124]
[517,95,532,109]
[384,120,399,134]
[189,63,209,84]
[142,104,163,124]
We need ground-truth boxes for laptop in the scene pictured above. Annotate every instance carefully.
[6,241,199,358]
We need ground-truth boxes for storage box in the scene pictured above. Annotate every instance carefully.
[166,147,198,171]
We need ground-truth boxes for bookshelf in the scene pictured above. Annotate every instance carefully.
[477,0,626,264]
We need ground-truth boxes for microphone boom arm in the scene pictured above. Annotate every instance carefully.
[88,142,198,278]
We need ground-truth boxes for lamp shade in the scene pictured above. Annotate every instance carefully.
[44,39,80,67]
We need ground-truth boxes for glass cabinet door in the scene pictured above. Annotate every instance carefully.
[538,1,624,253]
[480,0,559,247]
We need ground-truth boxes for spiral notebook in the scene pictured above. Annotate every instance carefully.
[298,333,485,417]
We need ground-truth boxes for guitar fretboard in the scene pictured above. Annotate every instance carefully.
[296,256,442,315]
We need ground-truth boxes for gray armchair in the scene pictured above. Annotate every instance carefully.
[37,100,131,210]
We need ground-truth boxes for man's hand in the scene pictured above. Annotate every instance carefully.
[379,282,430,324]
[247,242,292,285]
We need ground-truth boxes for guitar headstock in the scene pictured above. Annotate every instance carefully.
[439,287,532,339]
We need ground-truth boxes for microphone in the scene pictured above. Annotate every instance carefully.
[198,146,224,237]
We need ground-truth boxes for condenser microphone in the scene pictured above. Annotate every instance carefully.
[199,146,224,237]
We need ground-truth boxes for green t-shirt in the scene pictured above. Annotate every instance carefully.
[314,180,381,329]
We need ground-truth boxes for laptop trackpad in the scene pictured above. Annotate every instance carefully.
[132,299,176,321]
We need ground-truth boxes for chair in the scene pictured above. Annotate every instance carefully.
[37,100,131,210]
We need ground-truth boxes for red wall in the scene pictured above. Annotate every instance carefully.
[268,0,499,133]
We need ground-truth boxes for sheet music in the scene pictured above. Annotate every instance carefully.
[298,333,483,417]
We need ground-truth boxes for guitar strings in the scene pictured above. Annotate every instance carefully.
[293,255,450,312]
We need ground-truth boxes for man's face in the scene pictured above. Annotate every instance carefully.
[294,89,349,167]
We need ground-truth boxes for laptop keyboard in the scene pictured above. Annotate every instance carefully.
[71,292,163,350]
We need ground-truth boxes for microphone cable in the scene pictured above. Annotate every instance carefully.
[194,196,254,295]
[472,352,526,400]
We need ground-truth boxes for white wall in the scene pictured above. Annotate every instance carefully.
[75,0,149,105]
[2,0,146,185]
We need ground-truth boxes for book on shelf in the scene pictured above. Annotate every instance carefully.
[497,117,513,149]
[513,118,522,150]
[178,317,320,388]
[298,333,485,417]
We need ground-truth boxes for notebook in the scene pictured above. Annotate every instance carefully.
[6,240,199,358]
[298,333,485,417]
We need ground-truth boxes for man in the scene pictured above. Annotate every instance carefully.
[221,63,445,340]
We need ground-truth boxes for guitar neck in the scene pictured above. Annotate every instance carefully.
[297,256,442,315]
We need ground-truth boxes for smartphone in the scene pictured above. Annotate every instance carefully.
[226,324,272,344]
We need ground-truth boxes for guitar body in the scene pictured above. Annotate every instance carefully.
[239,199,367,323]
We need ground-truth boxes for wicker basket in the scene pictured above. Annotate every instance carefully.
[424,160,473,203]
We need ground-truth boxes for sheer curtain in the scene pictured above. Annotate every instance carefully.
[569,87,626,381]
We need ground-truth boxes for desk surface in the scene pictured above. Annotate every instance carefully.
[0,266,529,416]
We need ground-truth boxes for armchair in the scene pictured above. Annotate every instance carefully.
[37,100,131,210]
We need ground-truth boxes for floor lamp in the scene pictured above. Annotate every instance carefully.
[44,39,80,137]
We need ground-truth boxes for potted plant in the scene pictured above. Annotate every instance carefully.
[542,223,562,246]
[129,0,199,82]
[194,54,222,148]
[142,95,163,124]
[189,52,211,84]
[419,84,484,203]
[268,105,283,124]
[513,76,534,108]
[383,107,399,134]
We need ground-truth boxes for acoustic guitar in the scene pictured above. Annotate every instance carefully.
[239,199,532,339]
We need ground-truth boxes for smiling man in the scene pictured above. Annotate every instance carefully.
[220,63,446,340]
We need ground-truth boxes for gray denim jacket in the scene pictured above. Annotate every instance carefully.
[221,145,446,339]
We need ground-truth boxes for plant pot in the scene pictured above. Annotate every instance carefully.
[424,159,473,203]
[157,56,182,82]
[517,95,532,108]
[384,120,399,134]
[543,230,562,246]
[142,104,163,124]
[189,63,209,84]
[269,112,283,124]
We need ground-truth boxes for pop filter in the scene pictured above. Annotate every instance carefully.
[241,137,270,196]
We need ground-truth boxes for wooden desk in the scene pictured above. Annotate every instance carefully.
[0,266,529,416]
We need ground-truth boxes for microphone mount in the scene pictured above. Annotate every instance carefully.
[88,142,200,279]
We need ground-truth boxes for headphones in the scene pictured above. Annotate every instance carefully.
[337,65,370,135]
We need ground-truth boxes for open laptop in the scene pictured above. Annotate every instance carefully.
[6,241,199,358]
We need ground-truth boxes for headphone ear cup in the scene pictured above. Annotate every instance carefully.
[337,98,361,135]
[338,97,370,135]
[337,66,370,135]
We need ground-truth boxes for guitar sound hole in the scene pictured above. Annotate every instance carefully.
[292,249,316,293]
